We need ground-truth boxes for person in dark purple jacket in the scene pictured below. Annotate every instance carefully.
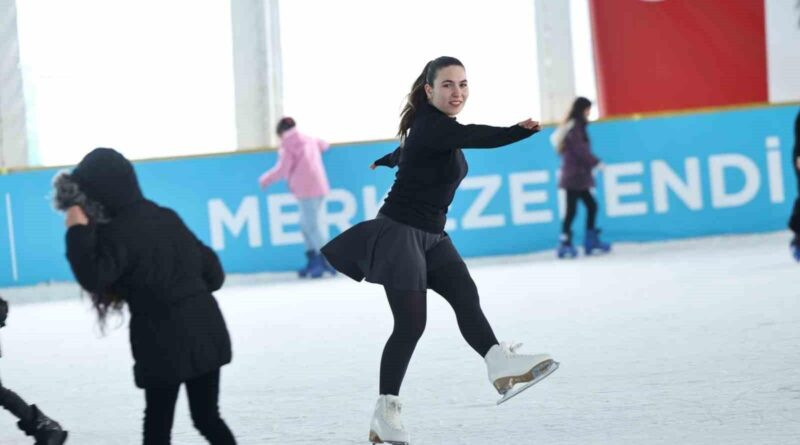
[552,97,610,257]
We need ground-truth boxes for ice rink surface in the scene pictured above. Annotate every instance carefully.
[1,232,798,444]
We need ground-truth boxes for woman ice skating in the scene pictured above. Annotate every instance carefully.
[0,296,68,445]
[258,117,336,278]
[321,57,559,444]
[58,148,236,445]
[550,97,611,258]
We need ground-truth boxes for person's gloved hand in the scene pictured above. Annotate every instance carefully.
[0,296,8,328]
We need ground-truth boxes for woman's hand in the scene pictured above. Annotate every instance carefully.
[795,157,800,171]
[370,163,377,170]
[65,205,89,228]
[518,118,542,132]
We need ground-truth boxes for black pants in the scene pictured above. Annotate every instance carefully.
[143,369,235,445]
[562,189,597,237]
[788,160,800,236]
[0,375,33,422]
[379,261,498,396]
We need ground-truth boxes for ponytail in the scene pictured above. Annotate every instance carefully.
[398,63,432,140]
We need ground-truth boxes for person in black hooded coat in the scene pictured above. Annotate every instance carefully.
[61,148,235,445]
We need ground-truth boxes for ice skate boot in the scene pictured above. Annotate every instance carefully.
[485,342,559,405]
[298,250,315,278]
[791,237,800,262]
[306,251,326,279]
[584,228,611,255]
[556,233,577,259]
[17,405,68,445]
[368,395,410,445]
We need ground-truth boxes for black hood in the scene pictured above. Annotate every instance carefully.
[71,148,144,214]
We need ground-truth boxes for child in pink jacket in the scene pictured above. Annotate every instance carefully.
[258,117,335,278]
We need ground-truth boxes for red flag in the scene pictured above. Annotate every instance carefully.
[589,0,768,116]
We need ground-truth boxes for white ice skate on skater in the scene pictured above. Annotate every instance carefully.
[369,395,410,444]
[485,342,559,405]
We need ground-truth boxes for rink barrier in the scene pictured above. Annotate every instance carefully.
[0,103,797,287]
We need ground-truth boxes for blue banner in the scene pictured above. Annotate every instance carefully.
[0,104,796,287]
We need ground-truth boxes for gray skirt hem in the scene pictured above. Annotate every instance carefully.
[321,215,463,291]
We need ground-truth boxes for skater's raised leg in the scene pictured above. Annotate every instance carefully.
[426,262,557,402]
[484,342,558,404]
[427,261,498,357]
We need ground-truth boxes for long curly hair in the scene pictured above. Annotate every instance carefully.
[52,170,122,330]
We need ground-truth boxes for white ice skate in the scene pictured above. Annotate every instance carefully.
[485,342,559,405]
[368,395,410,444]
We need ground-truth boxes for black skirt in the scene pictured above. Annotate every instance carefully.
[321,214,464,291]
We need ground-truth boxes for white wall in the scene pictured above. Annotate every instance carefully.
[766,0,800,103]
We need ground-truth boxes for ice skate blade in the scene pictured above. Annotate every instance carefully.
[369,430,409,445]
[496,360,559,405]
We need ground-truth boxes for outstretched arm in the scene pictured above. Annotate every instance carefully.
[258,148,295,189]
[371,146,402,169]
[432,116,540,150]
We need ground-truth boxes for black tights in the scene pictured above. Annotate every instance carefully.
[563,189,597,237]
[143,369,235,445]
[379,262,498,396]
[0,376,33,421]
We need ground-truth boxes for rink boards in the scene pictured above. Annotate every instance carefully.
[0,103,796,286]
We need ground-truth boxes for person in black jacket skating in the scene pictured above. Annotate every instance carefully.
[0,296,68,444]
[322,57,559,443]
[788,108,800,260]
[59,148,236,445]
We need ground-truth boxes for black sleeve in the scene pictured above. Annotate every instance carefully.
[198,239,225,292]
[432,116,537,150]
[66,225,127,293]
[374,146,402,168]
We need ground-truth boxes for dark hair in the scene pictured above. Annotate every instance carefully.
[276,117,296,136]
[565,97,592,125]
[398,56,464,140]
[51,170,121,331]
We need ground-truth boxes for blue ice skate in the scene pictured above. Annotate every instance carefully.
[305,252,326,278]
[791,238,800,262]
[298,250,315,278]
[556,240,577,259]
[584,228,611,255]
[556,233,577,259]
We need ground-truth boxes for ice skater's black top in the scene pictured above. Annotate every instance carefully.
[373,102,537,233]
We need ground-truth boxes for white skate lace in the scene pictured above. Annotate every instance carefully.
[501,341,524,357]
[383,399,405,430]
